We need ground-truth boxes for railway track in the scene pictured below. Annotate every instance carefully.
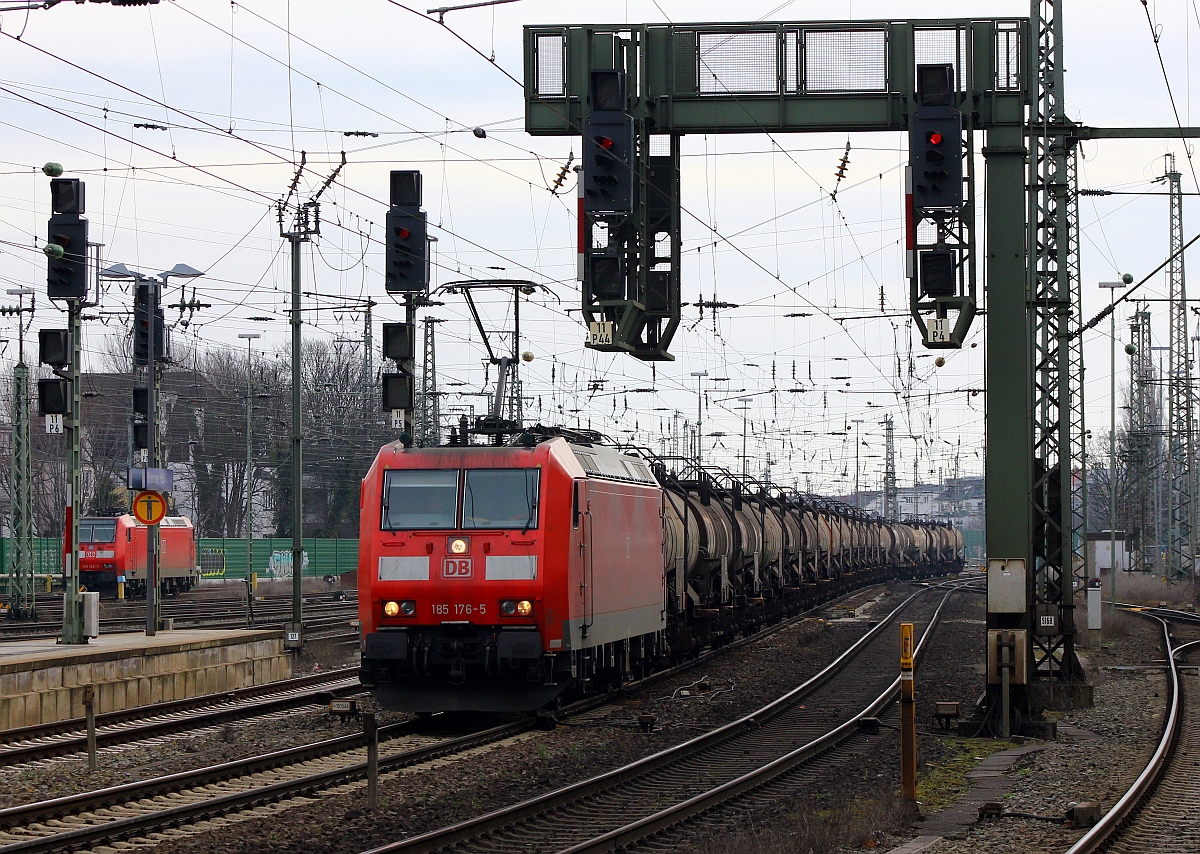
[0,714,514,854]
[1062,610,1194,853]
[0,580,952,854]
[360,580,964,854]
[0,668,363,767]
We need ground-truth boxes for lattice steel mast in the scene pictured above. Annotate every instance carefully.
[1128,307,1158,568]
[883,415,897,521]
[1067,147,1088,588]
[6,290,34,620]
[1028,0,1084,682]
[363,298,374,411]
[1164,154,1194,580]
[417,317,445,447]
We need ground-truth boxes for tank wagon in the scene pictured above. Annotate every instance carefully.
[76,514,200,598]
[357,427,962,712]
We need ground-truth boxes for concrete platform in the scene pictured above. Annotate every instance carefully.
[0,629,290,729]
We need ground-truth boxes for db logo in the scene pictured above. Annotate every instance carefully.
[442,557,473,579]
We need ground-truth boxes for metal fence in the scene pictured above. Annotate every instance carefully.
[0,537,70,583]
[0,537,359,582]
[196,538,359,580]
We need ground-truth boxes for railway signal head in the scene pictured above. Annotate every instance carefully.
[132,284,167,366]
[583,116,635,214]
[582,71,634,214]
[37,378,70,416]
[385,170,428,293]
[910,113,963,212]
[382,372,415,411]
[49,178,84,216]
[916,63,954,108]
[132,420,149,450]
[910,65,963,214]
[389,170,422,208]
[38,329,70,367]
[919,250,957,298]
[46,215,88,300]
[384,208,427,293]
[382,322,416,362]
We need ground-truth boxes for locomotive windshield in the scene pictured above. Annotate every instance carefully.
[382,470,459,530]
[463,469,539,530]
[379,468,540,531]
[79,520,116,542]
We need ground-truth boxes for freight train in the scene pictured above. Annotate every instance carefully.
[357,427,962,712]
[76,514,200,597]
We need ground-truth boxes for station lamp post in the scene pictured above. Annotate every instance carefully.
[99,262,203,636]
[1100,277,1132,620]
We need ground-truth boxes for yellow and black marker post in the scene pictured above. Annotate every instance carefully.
[900,621,916,802]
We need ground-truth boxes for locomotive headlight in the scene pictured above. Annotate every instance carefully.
[516,600,533,617]
[399,600,416,617]
[500,600,517,616]
[449,537,469,555]
[383,601,401,617]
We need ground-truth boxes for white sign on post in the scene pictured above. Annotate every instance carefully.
[45,414,64,435]
[927,317,951,344]
[588,321,614,346]
[391,409,404,430]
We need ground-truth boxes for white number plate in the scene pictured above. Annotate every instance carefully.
[46,414,64,434]
[432,603,488,617]
[588,321,614,346]
[927,317,951,344]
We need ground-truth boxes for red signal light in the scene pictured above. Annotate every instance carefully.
[926,131,943,146]
[397,227,411,239]
[595,136,615,150]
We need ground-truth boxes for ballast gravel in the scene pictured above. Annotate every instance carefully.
[2,581,1168,854]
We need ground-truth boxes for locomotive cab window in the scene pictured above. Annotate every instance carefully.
[382,470,459,530]
[463,469,540,530]
[79,520,116,543]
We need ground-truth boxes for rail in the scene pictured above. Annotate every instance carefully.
[1062,614,1180,854]
[361,581,963,853]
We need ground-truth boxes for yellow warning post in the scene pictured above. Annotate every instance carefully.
[900,621,916,802]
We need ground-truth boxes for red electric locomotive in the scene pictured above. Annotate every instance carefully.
[77,514,200,598]
[357,434,666,712]
[359,426,963,713]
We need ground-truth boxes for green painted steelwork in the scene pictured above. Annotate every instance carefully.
[525,20,1029,136]
[963,529,985,562]
[528,19,1028,362]
[7,362,34,618]
[983,125,1033,592]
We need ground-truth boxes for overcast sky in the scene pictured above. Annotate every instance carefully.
[0,0,1195,499]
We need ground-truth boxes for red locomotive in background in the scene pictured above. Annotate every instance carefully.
[357,426,962,713]
[76,514,200,598]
